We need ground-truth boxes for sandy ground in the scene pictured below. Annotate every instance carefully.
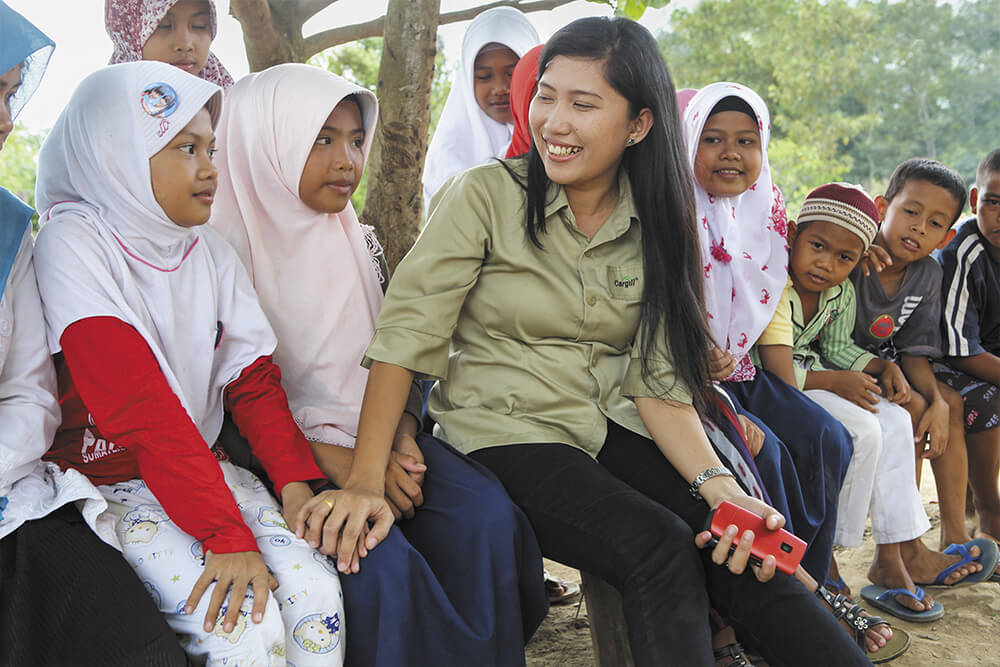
[525,459,1000,666]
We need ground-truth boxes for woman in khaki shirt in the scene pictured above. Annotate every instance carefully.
[295,17,869,666]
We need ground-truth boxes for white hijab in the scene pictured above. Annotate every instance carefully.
[422,7,539,204]
[211,64,384,448]
[683,82,789,381]
[33,61,276,446]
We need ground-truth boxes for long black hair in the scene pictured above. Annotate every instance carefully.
[502,16,713,415]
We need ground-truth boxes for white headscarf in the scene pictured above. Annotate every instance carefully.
[211,64,383,448]
[422,7,539,204]
[683,82,789,382]
[33,61,276,446]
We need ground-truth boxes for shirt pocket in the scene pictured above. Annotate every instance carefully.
[607,264,643,301]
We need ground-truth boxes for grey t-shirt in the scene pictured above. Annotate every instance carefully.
[850,256,943,361]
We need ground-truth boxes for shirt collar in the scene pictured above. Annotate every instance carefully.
[544,169,639,241]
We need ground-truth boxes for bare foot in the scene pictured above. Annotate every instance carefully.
[868,555,935,613]
[902,538,982,586]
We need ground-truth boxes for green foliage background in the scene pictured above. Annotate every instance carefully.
[660,0,1000,217]
[3,0,997,224]
[0,124,45,230]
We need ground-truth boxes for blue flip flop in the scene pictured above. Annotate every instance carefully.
[925,537,999,588]
[860,585,944,623]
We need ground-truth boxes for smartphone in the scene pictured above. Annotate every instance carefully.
[704,500,806,576]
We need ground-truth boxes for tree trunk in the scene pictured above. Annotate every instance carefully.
[360,0,440,272]
[230,0,306,70]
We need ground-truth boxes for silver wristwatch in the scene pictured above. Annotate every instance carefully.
[688,466,736,499]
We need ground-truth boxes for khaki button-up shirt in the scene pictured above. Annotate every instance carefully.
[363,162,691,457]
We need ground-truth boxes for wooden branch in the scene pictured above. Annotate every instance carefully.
[230,0,294,69]
[296,0,342,23]
[303,0,576,59]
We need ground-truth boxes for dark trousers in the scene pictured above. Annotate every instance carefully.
[723,370,854,581]
[471,420,869,667]
[0,503,187,667]
[329,435,548,667]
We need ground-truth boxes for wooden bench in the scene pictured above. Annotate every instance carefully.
[581,571,634,667]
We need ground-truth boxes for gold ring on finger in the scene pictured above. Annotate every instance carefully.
[323,498,334,510]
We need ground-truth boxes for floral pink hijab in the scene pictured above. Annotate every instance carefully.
[105,0,234,88]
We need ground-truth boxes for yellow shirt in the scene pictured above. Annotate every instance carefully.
[363,161,690,457]
[755,278,794,346]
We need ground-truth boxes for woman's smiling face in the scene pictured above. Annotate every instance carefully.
[529,55,649,193]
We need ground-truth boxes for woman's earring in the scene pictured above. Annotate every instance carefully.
[626,137,636,145]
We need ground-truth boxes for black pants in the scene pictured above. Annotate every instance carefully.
[0,504,187,667]
[471,421,870,667]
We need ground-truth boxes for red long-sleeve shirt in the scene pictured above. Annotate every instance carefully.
[45,316,323,554]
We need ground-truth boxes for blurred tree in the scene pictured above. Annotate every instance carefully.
[0,124,45,229]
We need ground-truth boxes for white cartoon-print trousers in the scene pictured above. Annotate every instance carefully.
[99,461,345,667]
[805,390,931,548]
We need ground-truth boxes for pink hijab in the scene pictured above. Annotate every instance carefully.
[210,64,384,448]
[105,0,234,89]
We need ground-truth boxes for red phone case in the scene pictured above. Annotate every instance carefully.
[707,501,806,575]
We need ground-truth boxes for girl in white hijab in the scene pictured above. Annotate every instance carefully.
[211,63,548,667]
[33,60,345,666]
[422,6,540,204]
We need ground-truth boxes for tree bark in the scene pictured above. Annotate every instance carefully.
[303,0,575,61]
[359,0,440,272]
[230,0,306,70]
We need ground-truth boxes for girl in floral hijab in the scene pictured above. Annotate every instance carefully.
[105,0,234,88]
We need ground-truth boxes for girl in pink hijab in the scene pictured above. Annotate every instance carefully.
[105,0,234,88]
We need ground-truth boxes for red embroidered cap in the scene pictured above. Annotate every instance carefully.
[797,183,879,250]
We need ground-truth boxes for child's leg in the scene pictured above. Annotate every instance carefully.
[222,462,346,667]
[803,389,883,549]
[967,428,1000,539]
[934,367,1000,546]
[99,478,287,665]
[930,383,971,548]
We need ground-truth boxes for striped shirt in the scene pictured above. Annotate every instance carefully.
[755,280,876,388]
[937,218,1000,357]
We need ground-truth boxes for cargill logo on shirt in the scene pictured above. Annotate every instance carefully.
[871,313,895,339]
[614,275,638,288]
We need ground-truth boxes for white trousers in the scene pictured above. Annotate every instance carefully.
[99,461,345,667]
[805,390,930,547]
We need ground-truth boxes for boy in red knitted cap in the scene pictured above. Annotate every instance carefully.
[756,183,995,624]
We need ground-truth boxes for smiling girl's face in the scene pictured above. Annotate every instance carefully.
[693,109,762,198]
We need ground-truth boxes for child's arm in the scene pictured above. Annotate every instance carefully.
[756,344,796,387]
[60,317,275,635]
[223,357,325,522]
[945,353,1000,386]
[899,353,950,458]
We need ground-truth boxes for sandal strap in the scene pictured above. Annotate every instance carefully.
[713,642,753,667]
[814,585,873,650]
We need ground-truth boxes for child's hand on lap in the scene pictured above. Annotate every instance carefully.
[825,370,882,412]
[877,362,911,404]
[916,398,951,458]
[280,481,315,529]
[185,550,277,633]
[385,451,425,519]
[736,414,765,457]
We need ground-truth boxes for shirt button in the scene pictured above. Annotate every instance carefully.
[584,249,593,258]
[587,295,597,306]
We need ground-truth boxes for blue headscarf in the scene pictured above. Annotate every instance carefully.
[0,1,53,297]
